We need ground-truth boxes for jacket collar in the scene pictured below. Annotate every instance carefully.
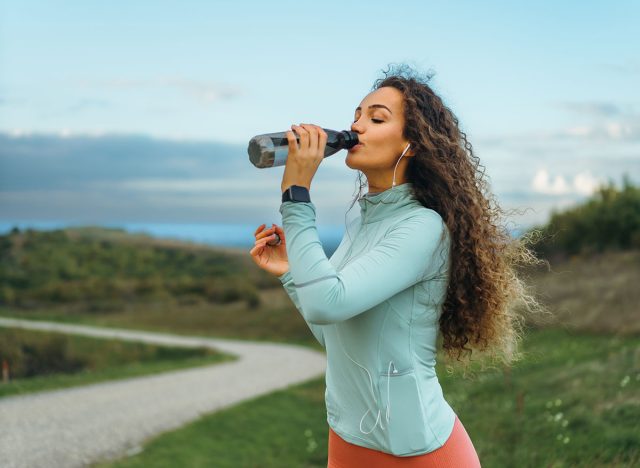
[357,182,417,224]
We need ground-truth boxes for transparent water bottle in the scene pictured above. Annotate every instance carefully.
[248,128,359,168]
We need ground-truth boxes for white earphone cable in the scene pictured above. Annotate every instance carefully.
[333,142,410,435]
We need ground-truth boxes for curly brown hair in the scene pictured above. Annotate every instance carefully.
[346,63,551,376]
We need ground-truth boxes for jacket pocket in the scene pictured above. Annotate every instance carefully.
[378,369,429,455]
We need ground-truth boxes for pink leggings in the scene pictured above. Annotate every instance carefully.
[328,415,481,467]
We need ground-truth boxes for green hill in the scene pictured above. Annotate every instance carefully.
[525,173,640,260]
[2,174,639,341]
[0,225,279,312]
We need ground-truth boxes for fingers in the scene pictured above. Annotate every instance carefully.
[285,129,298,154]
[253,224,275,239]
[250,237,271,257]
[319,126,327,147]
[287,124,325,161]
[249,243,265,258]
[292,124,308,152]
[298,124,326,158]
[261,233,278,245]
[251,224,283,257]
[298,124,317,155]
[256,232,276,245]
[254,228,277,245]
[252,236,273,248]
[256,227,273,240]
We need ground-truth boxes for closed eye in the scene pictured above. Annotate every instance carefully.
[352,118,384,124]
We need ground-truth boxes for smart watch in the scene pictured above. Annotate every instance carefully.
[282,185,311,203]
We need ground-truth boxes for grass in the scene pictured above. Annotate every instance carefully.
[92,376,329,468]
[0,327,237,398]
[522,249,640,335]
[2,251,639,466]
[85,326,640,468]
[0,284,324,352]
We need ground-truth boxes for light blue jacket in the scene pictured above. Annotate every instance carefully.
[278,182,457,457]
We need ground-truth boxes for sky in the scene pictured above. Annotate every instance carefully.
[1,0,639,235]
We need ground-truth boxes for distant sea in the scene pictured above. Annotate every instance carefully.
[0,220,346,256]
[0,219,528,259]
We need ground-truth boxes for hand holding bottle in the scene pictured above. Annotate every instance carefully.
[247,127,358,168]
[280,124,327,193]
[249,223,289,277]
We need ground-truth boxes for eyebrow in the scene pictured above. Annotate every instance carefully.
[355,104,393,114]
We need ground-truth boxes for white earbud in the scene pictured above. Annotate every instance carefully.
[392,142,411,187]
[348,142,412,246]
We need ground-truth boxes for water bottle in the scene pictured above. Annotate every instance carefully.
[248,128,359,168]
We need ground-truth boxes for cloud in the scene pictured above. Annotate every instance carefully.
[75,76,244,104]
[0,97,28,107]
[560,120,640,141]
[96,178,276,193]
[531,168,602,196]
[573,171,602,195]
[600,61,640,75]
[92,177,349,196]
[163,78,243,103]
[555,101,622,117]
[477,117,640,148]
[66,98,110,113]
[476,98,640,149]
[5,128,34,137]
[0,131,629,229]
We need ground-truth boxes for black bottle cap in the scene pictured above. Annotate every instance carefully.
[339,130,360,149]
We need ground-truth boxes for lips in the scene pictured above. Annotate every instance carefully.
[349,143,364,152]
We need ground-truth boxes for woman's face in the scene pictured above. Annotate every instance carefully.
[345,86,413,181]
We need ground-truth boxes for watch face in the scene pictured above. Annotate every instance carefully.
[291,185,310,202]
[282,185,310,203]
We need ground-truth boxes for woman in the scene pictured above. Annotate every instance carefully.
[250,64,546,467]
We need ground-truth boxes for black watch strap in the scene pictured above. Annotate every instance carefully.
[282,185,311,203]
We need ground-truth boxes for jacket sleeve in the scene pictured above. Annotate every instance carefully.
[278,269,326,348]
[279,200,448,325]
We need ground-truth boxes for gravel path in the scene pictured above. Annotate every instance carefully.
[0,317,327,468]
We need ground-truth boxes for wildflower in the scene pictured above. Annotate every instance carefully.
[306,438,318,452]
